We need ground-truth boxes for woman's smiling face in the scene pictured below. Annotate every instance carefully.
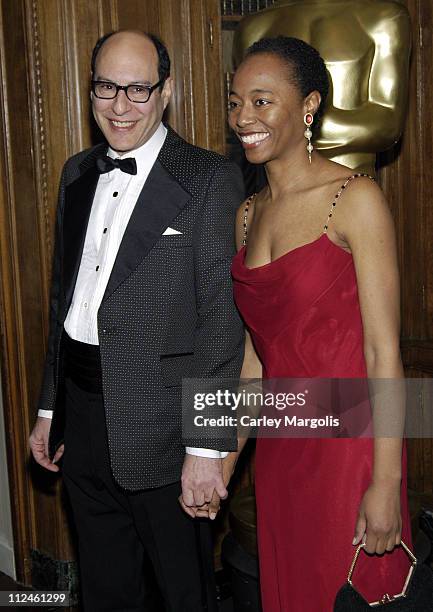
[228,52,309,165]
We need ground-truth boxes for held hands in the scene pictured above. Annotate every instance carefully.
[180,454,227,519]
[29,417,64,472]
[353,480,402,554]
[179,452,238,520]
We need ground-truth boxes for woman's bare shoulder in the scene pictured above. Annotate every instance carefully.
[333,174,393,241]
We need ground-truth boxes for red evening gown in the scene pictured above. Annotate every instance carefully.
[231,176,412,612]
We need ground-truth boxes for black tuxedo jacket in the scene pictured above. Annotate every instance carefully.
[38,126,245,490]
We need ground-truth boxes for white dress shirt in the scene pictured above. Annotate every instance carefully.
[39,123,225,459]
[64,123,167,345]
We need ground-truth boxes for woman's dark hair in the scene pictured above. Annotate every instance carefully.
[91,31,170,90]
[245,36,329,131]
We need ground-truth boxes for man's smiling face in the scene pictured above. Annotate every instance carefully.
[91,31,172,153]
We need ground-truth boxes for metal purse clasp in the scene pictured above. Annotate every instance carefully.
[346,540,417,607]
[379,593,393,604]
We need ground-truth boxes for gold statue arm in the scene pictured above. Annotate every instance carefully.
[317,104,405,154]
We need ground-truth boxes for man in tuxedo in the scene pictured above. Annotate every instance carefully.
[29,30,244,611]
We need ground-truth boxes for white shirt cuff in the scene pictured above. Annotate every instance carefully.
[185,447,228,459]
[38,409,53,419]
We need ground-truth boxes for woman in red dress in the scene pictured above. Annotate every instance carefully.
[225,37,412,611]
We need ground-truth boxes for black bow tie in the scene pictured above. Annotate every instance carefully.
[96,155,137,175]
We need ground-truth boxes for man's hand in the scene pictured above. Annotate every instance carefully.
[184,452,238,520]
[29,417,64,472]
[180,455,227,518]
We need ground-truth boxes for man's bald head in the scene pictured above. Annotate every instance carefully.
[91,30,170,90]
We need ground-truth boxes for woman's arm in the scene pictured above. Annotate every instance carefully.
[335,176,404,554]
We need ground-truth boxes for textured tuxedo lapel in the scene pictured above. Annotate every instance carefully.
[63,144,106,305]
[103,156,191,301]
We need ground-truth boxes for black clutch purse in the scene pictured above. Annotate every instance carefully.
[334,540,433,610]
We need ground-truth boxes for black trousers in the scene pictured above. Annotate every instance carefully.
[62,377,218,612]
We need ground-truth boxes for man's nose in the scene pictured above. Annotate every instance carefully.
[112,89,131,115]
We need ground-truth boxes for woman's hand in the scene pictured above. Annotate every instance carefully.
[353,480,402,554]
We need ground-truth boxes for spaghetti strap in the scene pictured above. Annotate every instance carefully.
[323,173,375,233]
[242,194,256,246]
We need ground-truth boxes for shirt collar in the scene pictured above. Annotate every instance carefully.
[107,122,167,173]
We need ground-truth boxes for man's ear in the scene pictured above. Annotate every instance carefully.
[161,76,173,110]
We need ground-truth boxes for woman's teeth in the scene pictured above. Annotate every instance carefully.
[240,132,270,145]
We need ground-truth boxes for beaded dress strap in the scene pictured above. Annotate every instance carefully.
[242,193,256,246]
[323,173,375,233]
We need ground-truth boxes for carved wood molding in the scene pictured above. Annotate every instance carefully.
[25,0,51,315]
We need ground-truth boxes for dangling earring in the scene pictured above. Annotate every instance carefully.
[304,113,314,164]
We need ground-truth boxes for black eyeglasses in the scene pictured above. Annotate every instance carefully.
[91,80,162,103]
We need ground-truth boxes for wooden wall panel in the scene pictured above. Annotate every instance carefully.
[377,0,433,509]
[187,0,226,153]
[0,0,48,582]
[379,1,431,341]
